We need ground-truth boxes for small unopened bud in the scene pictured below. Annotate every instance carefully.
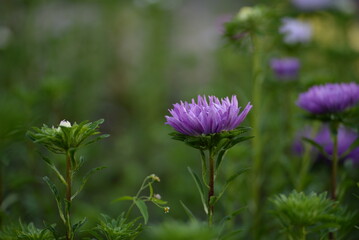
[154,194,161,200]
[236,6,263,22]
[59,120,71,128]
[150,174,160,182]
[164,207,170,213]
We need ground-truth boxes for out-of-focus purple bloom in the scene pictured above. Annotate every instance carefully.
[315,125,359,165]
[292,126,359,165]
[165,95,252,136]
[296,82,359,114]
[292,0,333,11]
[279,18,312,45]
[270,58,300,80]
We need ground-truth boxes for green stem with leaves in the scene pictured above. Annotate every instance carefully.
[331,127,339,201]
[65,151,73,240]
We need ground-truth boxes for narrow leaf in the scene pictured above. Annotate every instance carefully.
[72,217,87,233]
[302,137,331,160]
[41,154,67,187]
[187,167,208,214]
[43,176,66,224]
[71,166,106,200]
[180,200,197,223]
[112,196,134,202]
[134,199,149,224]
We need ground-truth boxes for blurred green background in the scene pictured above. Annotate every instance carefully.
[1,0,359,239]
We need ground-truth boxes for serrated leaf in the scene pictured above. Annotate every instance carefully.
[134,199,149,224]
[180,200,197,223]
[187,167,208,214]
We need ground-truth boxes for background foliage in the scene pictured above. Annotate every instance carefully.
[1,0,359,239]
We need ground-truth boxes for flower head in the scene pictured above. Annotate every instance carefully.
[164,207,170,213]
[165,95,252,136]
[296,82,359,114]
[279,18,312,45]
[270,58,300,80]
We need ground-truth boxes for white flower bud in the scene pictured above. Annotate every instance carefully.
[59,120,71,128]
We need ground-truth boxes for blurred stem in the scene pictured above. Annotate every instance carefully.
[301,226,306,240]
[0,161,2,226]
[250,33,264,239]
[65,151,73,240]
[297,124,319,191]
[329,122,339,240]
[208,148,215,226]
[330,123,339,201]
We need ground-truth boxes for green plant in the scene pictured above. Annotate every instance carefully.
[270,191,354,240]
[0,221,54,240]
[89,213,143,240]
[27,119,109,240]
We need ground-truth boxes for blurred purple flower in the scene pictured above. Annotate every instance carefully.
[315,125,359,164]
[292,0,333,11]
[292,126,359,165]
[279,18,312,44]
[270,58,300,80]
[296,82,359,114]
[165,95,252,136]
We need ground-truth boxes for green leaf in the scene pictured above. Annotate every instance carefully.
[134,199,149,224]
[112,196,134,202]
[215,168,250,204]
[71,166,106,201]
[151,198,168,205]
[200,150,209,188]
[180,200,197,223]
[72,217,87,233]
[187,167,208,214]
[216,149,228,171]
[41,154,67,187]
[43,176,66,224]
[225,136,254,149]
[220,207,247,224]
[302,137,331,160]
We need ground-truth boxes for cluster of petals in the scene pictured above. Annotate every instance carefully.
[296,82,359,114]
[165,95,252,136]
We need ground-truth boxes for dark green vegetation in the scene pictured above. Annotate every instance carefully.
[0,0,358,239]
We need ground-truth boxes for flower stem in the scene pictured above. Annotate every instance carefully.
[208,149,215,226]
[65,152,73,240]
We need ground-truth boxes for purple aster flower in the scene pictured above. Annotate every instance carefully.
[315,125,359,165]
[291,0,333,11]
[279,18,312,45]
[270,58,300,80]
[165,95,252,136]
[296,82,359,114]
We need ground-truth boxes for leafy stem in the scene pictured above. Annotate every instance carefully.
[65,151,73,240]
[207,148,215,226]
